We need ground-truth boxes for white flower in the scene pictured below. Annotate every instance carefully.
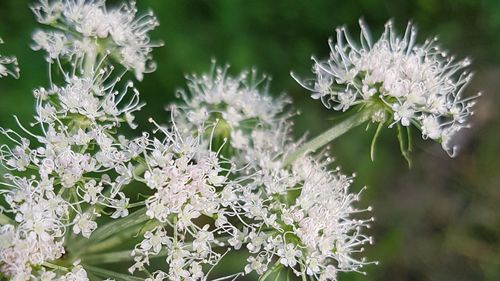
[421,115,442,139]
[31,0,162,80]
[140,227,170,254]
[110,192,129,218]
[295,20,480,155]
[32,30,71,60]
[174,65,290,159]
[277,243,302,267]
[72,213,97,238]
[245,256,268,275]
[60,264,89,281]
[82,179,103,204]
[392,102,415,127]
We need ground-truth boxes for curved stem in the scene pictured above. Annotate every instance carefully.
[81,235,234,264]
[85,265,143,281]
[83,49,97,78]
[259,263,282,281]
[68,207,149,254]
[283,109,374,167]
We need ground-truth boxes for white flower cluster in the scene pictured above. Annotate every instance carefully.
[1,1,377,280]
[174,64,291,164]
[0,0,157,279]
[0,64,147,279]
[295,20,479,155]
[235,154,374,280]
[167,67,374,280]
[177,64,288,131]
[129,123,244,280]
[31,0,161,80]
[0,38,20,79]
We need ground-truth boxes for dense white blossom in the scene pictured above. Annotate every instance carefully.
[295,20,479,155]
[174,67,374,280]
[174,64,292,166]
[0,0,157,279]
[0,63,146,279]
[129,119,245,280]
[2,1,472,280]
[0,177,67,279]
[31,0,161,80]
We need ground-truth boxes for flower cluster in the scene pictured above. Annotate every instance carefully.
[174,64,291,164]
[31,0,161,80]
[2,0,479,280]
[0,54,148,281]
[1,18,374,276]
[0,0,158,279]
[173,66,374,280]
[295,20,479,155]
[129,122,244,280]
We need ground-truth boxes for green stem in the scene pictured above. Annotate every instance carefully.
[42,262,69,273]
[82,235,234,264]
[259,263,282,281]
[83,220,160,254]
[370,121,385,161]
[83,250,134,265]
[283,108,374,167]
[83,49,96,78]
[85,265,143,281]
[300,263,307,281]
[0,213,14,225]
[68,208,148,253]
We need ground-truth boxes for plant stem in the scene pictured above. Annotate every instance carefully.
[85,265,143,281]
[43,262,69,272]
[83,250,134,265]
[68,207,148,253]
[82,235,234,264]
[283,108,374,167]
[83,220,160,254]
[0,213,14,225]
[259,263,282,281]
[83,50,96,78]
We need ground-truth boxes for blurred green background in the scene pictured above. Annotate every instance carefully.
[1,0,499,280]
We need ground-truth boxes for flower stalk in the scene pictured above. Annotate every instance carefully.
[0,212,14,225]
[69,208,149,254]
[283,107,375,166]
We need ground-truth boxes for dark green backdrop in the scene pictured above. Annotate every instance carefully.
[0,1,499,280]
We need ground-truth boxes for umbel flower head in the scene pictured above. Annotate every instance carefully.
[0,0,157,279]
[31,0,162,80]
[173,66,374,280]
[0,0,374,277]
[294,20,480,156]
[173,63,292,163]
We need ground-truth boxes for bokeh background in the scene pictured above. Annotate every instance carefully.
[1,0,499,280]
